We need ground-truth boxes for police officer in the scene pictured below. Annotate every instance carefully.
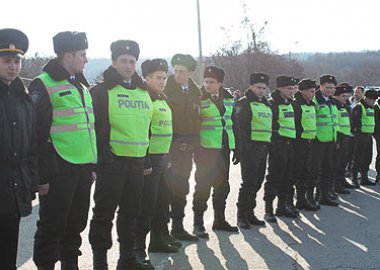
[134,59,178,264]
[332,84,354,194]
[236,73,272,229]
[264,76,297,222]
[292,79,318,211]
[352,89,379,187]
[192,66,239,238]
[0,28,38,270]
[310,75,339,207]
[89,40,154,270]
[31,31,96,270]
[164,54,201,241]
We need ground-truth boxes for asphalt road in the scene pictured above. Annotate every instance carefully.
[17,159,380,270]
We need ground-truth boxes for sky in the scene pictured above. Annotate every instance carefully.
[1,0,379,59]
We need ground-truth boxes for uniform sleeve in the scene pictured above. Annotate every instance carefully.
[271,101,279,136]
[231,104,241,153]
[29,79,52,185]
[235,100,252,146]
[351,105,362,133]
[27,101,39,192]
[375,105,380,137]
[293,103,302,139]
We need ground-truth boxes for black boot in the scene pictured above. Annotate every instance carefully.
[134,236,150,264]
[275,200,298,218]
[213,211,239,232]
[171,219,198,241]
[246,211,265,226]
[334,180,350,194]
[342,178,356,189]
[360,172,376,186]
[237,208,251,229]
[306,187,321,210]
[93,249,108,270]
[296,189,317,211]
[352,171,360,188]
[376,174,380,184]
[264,201,277,223]
[117,245,155,270]
[162,233,182,248]
[193,212,209,238]
[148,232,179,253]
[319,189,339,206]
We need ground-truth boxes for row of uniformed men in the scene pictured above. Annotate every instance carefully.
[1,28,379,270]
[0,28,237,270]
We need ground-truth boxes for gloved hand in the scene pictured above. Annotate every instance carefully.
[232,150,240,165]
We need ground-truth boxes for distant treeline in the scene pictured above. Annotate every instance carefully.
[20,51,380,90]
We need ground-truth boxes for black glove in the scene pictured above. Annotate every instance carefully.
[232,150,240,165]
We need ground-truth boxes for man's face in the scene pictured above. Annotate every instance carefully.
[249,82,267,98]
[334,93,349,105]
[354,88,364,101]
[145,71,167,93]
[203,77,221,94]
[278,85,295,99]
[0,56,21,85]
[173,65,191,85]
[292,85,299,96]
[365,97,376,107]
[302,88,316,101]
[320,83,336,97]
[68,50,88,74]
[112,54,137,80]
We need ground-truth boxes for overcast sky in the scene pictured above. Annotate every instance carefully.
[2,0,378,59]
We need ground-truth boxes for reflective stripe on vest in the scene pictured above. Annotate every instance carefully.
[361,104,375,133]
[277,104,296,139]
[108,85,153,157]
[313,97,338,142]
[37,72,97,164]
[200,98,235,149]
[337,107,351,136]
[300,104,317,139]
[249,101,272,142]
[149,99,173,154]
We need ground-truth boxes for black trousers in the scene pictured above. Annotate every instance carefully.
[89,157,144,259]
[33,159,92,266]
[0,217,20,270]
[193,147,230,222]
[352,133,373,174]
[335,134,351,181]
[151,156,171,235]
[237,142,268,212]
[293,139,313,194]
[166,135,201,223]
[310,140,335,191]
[374,136,380,175]
[264,138,294,203]
[135,154,165,239]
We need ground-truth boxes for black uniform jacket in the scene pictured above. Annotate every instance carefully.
[352,99,373,134]
[200,86,240,152]
[235,89,271,147]
[269,89,294,140]
[164,75,202,137]
[29,59,90,185]
[90,66,146,164]
[0,77,38,218]
[293,91,316,140]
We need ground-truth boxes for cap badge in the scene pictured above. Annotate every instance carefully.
[261,76,264,79]
[9,44,15,50]
[126,45,130,50]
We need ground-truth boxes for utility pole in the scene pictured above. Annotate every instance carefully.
[196,0,203,83]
